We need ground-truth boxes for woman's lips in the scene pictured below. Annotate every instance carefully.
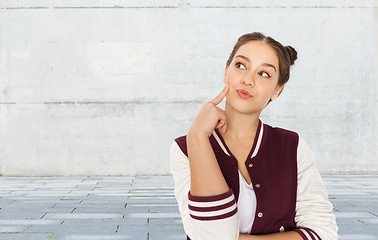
[236,89,253,99]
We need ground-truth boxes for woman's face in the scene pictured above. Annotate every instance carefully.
[223,40,283,114]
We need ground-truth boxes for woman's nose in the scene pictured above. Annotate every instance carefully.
[240,73,255,87]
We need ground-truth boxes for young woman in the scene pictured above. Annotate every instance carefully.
[170,32,338,240]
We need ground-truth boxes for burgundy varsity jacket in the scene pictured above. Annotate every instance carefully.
[171,119,338,240]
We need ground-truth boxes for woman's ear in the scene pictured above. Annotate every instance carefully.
[223,65,229,83]
[270,85,284,101]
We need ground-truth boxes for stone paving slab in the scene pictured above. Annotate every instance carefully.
[0,175,377,240]
[0,233,54,240]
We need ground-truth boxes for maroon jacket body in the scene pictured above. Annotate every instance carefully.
[175,120,301,238]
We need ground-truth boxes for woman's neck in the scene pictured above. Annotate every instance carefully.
[222,103,261,140]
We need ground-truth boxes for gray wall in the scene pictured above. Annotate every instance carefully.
[376,2,378,166]
[0,0,377,176]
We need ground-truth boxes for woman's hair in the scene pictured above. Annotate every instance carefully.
[226,32,297,90]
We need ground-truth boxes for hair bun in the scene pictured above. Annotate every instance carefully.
[284,45,297,65]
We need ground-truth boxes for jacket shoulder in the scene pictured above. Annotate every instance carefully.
[264,123,299,141]
[174,135,188,157]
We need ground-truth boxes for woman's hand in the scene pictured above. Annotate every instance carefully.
[239,234,255,240]
[238,232,302,240]
[188,84,229,138]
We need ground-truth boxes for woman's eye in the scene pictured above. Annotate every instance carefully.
[259,71,271,78]
[235,62,246,70]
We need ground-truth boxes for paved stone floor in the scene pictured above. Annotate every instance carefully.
[0,175,377,240]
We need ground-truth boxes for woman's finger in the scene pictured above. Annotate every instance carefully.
[215,109,227,131]
[220,121,227,134]
[217,115,227,134]
[210,84,229,105]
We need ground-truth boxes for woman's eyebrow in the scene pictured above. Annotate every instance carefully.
[262,63,277,72]
[235,55,250,62]
[235,55,277,72]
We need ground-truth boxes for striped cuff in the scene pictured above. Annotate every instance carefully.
[188,188,237,221]
[294,227,322,240]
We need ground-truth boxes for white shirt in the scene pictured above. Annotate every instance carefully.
[237,170,257,234]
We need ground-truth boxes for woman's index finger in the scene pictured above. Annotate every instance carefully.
[210,84,229,105]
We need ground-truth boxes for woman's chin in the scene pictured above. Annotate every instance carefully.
[226,101,263,115]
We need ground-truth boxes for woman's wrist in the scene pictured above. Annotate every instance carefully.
[187,128,211,141]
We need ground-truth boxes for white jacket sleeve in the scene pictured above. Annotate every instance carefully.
[294,136,338,240]
[170,140,240,240]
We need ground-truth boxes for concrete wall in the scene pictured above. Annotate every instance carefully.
[375,0,378,173]
[0,0,376,176]
[375,0,378,174]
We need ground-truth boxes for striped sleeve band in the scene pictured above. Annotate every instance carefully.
[188,188,238,221]
[294,227,322,240]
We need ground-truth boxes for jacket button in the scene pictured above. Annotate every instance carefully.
[248,163,253,168]
[258,212,263,218]
[255,184,260,188]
